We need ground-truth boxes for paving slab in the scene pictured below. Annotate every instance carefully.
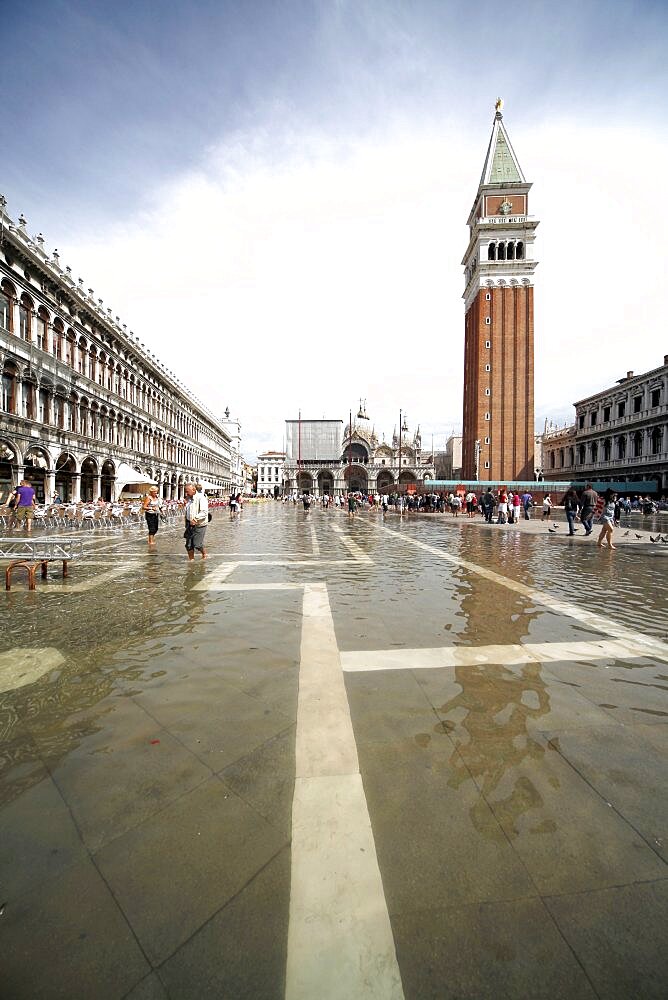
[0,857,150,999]
[451,730,666,895]
[94,776,287,966]
[353,731,536,914]
[43,695,213,852]
[0,770,88,900]
[159,846,290,1000]
[393,896,597,1000]
[546,880,668,1000]
[547,724,668,862]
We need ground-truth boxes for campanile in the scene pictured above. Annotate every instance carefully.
[461,101,538,481]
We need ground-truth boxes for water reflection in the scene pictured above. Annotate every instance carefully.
[0,578,209,808]
[439,556,555,839]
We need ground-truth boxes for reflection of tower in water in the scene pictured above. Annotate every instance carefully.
[440,553,556,838]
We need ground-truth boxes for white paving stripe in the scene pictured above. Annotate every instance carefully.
[64,562,142,592]
[330,524,373,564]
[0,647,65,693]
[191,562,239,590]
[287,582,404,1000]
[369,523,668,660]
[310,523,321,557]
[341,638,668,673]
[195,582,304,591]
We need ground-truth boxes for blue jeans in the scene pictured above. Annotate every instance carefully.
[566,510,577,535]
[581,508,594,534]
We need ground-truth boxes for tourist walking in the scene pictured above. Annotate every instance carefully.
[11,480,36,533]
[597,489,617,550]
[521,491,533,519]
[541,494,552,521]
[142,486,165,546]
[347,492,356,518]
[579,482,598,536]
[497,489,508,524]
[184,483,208,560]
[481,488,495,523]
[563,488,579,536]
[512,492,522,525]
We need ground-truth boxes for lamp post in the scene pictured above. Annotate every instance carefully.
[297,408,301,494]
[348,408,353,494]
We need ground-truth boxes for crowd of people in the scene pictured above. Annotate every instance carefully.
[275,485,666,551]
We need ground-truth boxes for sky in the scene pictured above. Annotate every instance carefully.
[2,0,667,461]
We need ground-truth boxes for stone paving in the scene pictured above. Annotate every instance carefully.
[0,503,667,999]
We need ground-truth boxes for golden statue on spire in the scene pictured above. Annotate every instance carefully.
[495,97,504,113]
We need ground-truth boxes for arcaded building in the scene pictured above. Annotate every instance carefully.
[0,197,232,501]
[542,357,667,492]
[461,103,538,481]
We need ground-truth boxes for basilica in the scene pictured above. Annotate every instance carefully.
[282,404,435,496]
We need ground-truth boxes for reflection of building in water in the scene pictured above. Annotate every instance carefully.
[283,404,434,495]
[440,555,553,838]
[0,198,232,502]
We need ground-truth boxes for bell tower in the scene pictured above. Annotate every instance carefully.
[461,101,538,481]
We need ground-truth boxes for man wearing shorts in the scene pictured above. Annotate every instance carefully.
[13,480,36,532]
[184,483,208,560]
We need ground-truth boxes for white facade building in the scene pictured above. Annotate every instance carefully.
[220,408,243,491]
[257,450,286,496]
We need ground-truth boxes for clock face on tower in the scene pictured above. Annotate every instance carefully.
[498,199,512,215]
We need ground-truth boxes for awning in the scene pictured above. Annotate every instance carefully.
[115,463,156,487]
[197,479,223,492]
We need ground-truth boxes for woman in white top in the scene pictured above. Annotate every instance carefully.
[142,487,165,546]
[542,495,552,521]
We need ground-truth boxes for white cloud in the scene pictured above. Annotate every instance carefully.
[61,113,668,462]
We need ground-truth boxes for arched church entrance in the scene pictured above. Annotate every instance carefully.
[317,470,334,496]
[344,465,368,493]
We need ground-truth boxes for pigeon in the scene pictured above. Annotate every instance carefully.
[661,537,668,544]
[650,535,659,543]
[635,533,643,539]
[548,527,557,534]
[553,523,559,529]
[623,530,630,537]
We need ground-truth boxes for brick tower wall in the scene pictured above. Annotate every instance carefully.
[462,285,534,481]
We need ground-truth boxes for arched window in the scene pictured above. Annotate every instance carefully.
[38,386,49,423]
[65,329,75,366]
[52,319,64,359]
[633,432,643,458]
[578,444,586,464]
[516,242,524,260]
[559,448,564,467]
[1,289,11,332]
[591,442,598,463]
[651,426,663,455]
[19,295,32,341]
[603,438,611,461]
[497,242,506,261]
[36,308,48,351]
[617,436,627,459]
[507,242,515,260]
[2,366,16,413]
[549,451,555,469]
[488,243,496,261]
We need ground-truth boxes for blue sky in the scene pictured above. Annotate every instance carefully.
[2,0,667,459]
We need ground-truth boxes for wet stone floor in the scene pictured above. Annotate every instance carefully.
[0,504,667,999]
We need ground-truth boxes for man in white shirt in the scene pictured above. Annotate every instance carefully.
[184,483,209,560]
